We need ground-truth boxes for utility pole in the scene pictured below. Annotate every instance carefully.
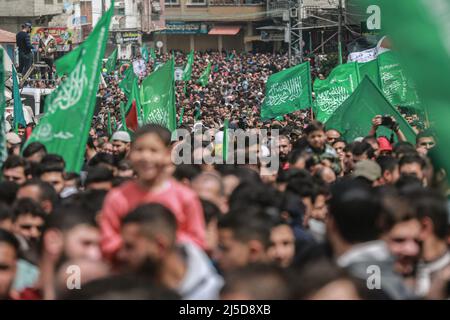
[338,0,343,64]
[298,0,303,63]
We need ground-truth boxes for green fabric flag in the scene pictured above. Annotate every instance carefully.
[261,62,312,120]
[313,62,360,123]
[12,65,26,128]
[377,51,421,109]
[150,47,157,61]
[223,119,229,163]
[325,77,416,143]
[358,59,381,88]
[371,0,450,182]
[197,62,211,87]
[178,107,185,126]
[141,44,149,63]
[140,58,176,132]
[55,46,83,77]
[105,47,118,74]
[0,49,7,167]
[125,77,143,130]
[119,65,136,97]
[182,50,194,82]
[107,109,112,137]
[24,2,114,173]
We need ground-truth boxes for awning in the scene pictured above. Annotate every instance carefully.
[208,26,241,36]
[0,28,16,43]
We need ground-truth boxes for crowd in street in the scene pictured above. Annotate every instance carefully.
[1,49,449,300]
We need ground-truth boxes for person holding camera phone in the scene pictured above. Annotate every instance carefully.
[369,115,407,143]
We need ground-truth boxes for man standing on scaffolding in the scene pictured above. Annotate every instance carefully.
[38,29,57,80]
[16,22,33,75]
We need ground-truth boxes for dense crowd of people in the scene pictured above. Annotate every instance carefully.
[1,49,449,300]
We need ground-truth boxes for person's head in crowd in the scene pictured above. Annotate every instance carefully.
[376,136,393,156]
[0,229,19,300]
[129,124,172,187]
[192,172,227,213]
[415,130,436,155]
[2,155,31,185]
[88,152,117,175]
[352,160,382,187]
[6,132,22,156]
[291,259,362,300]
[0,181,19,206]
[286,172,316,221]
[277,135,292,163]
[99,141,113,155]
[37,161,65,194]
[342,142,356,174]
[16,179,58,215]
[326,129,341,146]
[116,160,134,178]
[304,121,327,151]
[332,138,346,160]
[85,166,114,191]
[352,142,375,162]
[111,131,131,161]
[216,206,273,272]
[0,203,13,231]
[288,149,310,171]
[64,172,81,191]
[267,219,295,268]
[376,156,400,185]
[363,136,380,157]
[399,154,427,183]
[86,136,97,161]
[220,264,292,300]
[22,142,47,164]
[12,198,45,247]
[173,164,202,186]
[201,199,221,256]
[118,203,177,276]
[326,180,385,258]
[315,166,336,184]
[382,195,421,279]
[393,142,416,159]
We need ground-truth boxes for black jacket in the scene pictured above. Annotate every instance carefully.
[16,31,32,54]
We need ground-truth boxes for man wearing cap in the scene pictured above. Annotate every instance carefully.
[111,131,131,162]
[6,132,22,156]
[352,159,382,187]
[16,23,33,75]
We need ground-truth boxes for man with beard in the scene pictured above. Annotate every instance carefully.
[111,131,131,162]
[118,203,223,299]
[277,135,292,170]
[0,229,19,300]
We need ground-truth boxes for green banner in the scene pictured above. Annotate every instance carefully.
[119,65,136,98]
[325,76,416,143]
[261,62,312,120]
[140,58,176,132]
[105,47,118,74]
[313,62,360,123]
[183,50,194,82]
[197,61,211,87]
[24,2,114,173]
[12,65,26,128]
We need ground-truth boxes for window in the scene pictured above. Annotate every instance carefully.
[44,0,54,4]
[165,0,179,5]
[116,8,125,15]
[188,0,206,4]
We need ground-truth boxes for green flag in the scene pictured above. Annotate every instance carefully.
[313,62,360,123]
[141,44,149,63]
[55,46,83,77]
[140,58,176,132]
[197,62,211,87]
[325,77,416,143]
[358,58,381,88]
[12,65,26,128]
[24,2,114,173]
[261,62,312,120]
[0,49,7,167]
[371,0,450,182]
[119,101,128,132]
[105,47,118,74]
[183,50,194,82]
[223,119,229,163]
[377,51,421,109]
[119,65,136,97]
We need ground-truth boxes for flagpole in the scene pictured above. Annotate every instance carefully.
[338,0,343,65]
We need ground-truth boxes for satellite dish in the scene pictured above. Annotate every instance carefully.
[156,41,163,48]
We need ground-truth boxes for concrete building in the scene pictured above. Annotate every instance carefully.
[154,0,268,53]
[0,0,66,33]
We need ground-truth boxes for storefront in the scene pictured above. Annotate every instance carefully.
[109,30,142,60]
